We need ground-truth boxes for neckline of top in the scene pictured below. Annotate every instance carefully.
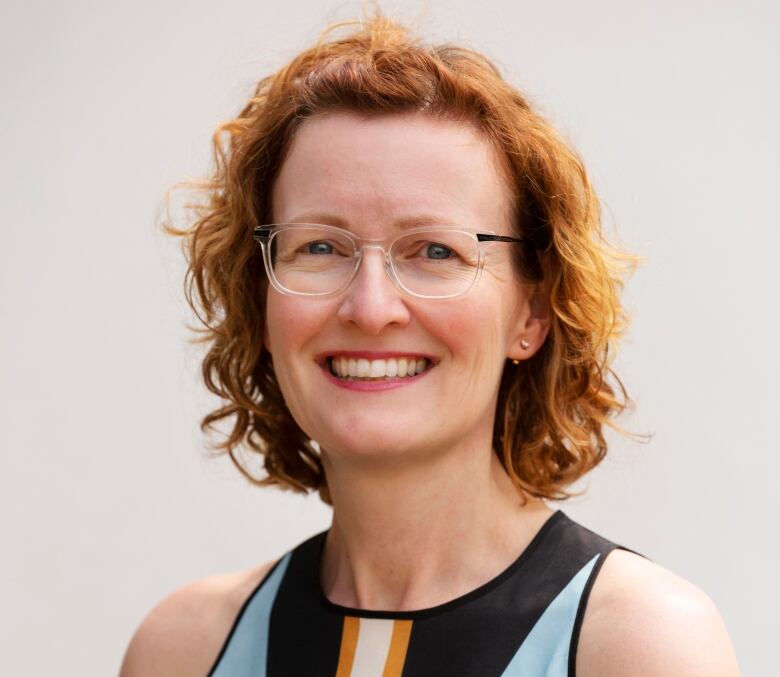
[313,509,565,620]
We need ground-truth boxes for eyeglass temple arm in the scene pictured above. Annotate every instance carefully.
[476,233,524,244]
[254,226,272,242]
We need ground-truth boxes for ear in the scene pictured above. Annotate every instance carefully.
[507,282,551,361]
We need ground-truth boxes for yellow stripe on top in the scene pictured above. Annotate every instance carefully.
[335,617,414,677]
[382,619,413,677]
[335,616,360,677]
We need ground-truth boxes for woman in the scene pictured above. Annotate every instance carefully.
[121,16,740,677]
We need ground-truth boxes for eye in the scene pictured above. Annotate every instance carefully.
[392,231,476,267]
[305,240,335,255]
[423,242,455,260]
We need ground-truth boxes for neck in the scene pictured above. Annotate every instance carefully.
[319,441,554,612]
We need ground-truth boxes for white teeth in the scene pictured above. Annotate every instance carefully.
[386,359,398,377]
[330,356,431,380]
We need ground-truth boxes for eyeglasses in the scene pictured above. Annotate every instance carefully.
[253,223,524,299]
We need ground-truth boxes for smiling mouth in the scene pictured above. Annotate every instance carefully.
[327,356,433,380]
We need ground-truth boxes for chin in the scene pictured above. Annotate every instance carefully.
[315,424,437,466]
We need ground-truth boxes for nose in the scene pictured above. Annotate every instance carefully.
[336,246,412,334]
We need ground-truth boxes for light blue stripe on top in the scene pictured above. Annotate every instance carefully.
[500,554,600,677]
[211,552,292,677]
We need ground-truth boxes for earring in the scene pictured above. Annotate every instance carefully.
[511,359,520,365]
[520,339,530,349]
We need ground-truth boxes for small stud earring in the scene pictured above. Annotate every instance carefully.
[511,359,520,365]
[520,339,530,349]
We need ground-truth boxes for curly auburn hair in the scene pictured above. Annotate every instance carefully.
[166,15,642,504]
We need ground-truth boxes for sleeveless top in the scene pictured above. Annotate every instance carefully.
[209,510,629,677]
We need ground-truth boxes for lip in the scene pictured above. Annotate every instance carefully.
[316,351,438,392]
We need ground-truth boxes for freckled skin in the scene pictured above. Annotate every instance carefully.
[265,112,545,468]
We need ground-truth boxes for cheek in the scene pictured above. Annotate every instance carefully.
[265,293,329,355]
[265,294,292,353]
[264,294,331,431]
[425,299,506,368]
[423,301,505,421]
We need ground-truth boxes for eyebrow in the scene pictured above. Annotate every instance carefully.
[285,212,464,229]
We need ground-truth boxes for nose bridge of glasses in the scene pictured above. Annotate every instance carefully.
[359,241,390,257]
[356,240,392,265]
[350,241,399,291]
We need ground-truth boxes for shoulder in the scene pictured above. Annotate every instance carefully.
[576,548,740,676]
[119,560,277,677]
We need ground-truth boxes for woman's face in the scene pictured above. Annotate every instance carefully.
[266,112,546,467]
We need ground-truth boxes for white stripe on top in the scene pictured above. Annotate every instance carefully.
[349,617,396,676]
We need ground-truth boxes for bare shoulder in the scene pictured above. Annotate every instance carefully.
[119,560,277,677]
[576,549,740,677]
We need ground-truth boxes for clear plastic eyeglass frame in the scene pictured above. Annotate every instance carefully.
[253,223,525,300]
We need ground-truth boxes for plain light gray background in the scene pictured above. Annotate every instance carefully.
[1,1,777,674]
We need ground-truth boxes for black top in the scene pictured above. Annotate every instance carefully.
[210,510,631,677]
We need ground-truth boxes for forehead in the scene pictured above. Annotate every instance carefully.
[270,112,514,233]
